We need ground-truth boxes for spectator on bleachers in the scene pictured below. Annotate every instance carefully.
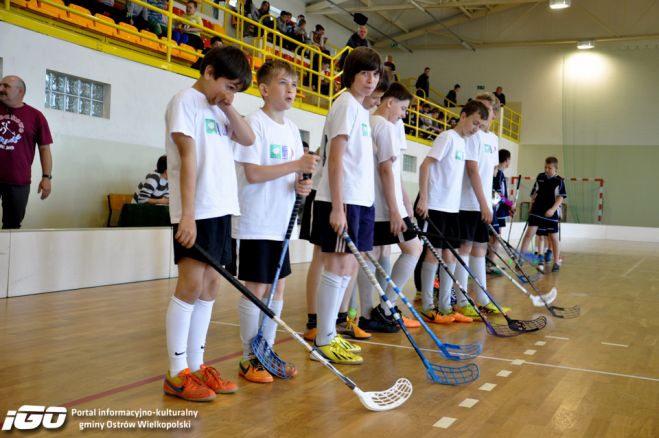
[415,66,430,99]
[444,83,460,107]
[384,55,398,81]
[173,0,204,51]
[191,36,222,70]
[146,0,167,37]
[132,155,169,205]
[250,0,272,27]
[125,0,149,30]
[494,86,506,106]
[448,116,458,129]
[311,24,329,54]
[89,0,122,23]
[276,10,293,35]
[292,18,310,44]
[338,13,368,69]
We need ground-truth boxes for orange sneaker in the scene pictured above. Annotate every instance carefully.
[420,308,455,324]
[303,327,317,342]
[239,357,274,383]
[448,312,473,323]
[193,364,238,394]
[402,315,421,328]
[163,368,216,402]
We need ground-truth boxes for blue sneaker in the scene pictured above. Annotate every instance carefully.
[544,249,553,263]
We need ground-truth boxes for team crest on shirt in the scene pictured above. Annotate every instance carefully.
[361,123,370,137]
[270,144,290,159]
[484,144,493,153]
[455,150,464,160]
[204,118,227,136]
[0,114,24,149]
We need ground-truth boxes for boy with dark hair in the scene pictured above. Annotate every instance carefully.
[519,156,567,272]
[163,46,255,402]
[308,47,383,364]
[357,82,423,332]
[133,155,169,204]
[415,99,489,324]
[487,148,515,274]
[233,61,318,383]
[452,93,510,319]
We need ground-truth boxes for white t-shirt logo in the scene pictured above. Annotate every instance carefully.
[455,150,464,160]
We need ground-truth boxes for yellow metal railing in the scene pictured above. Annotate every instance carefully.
[1,0,521,143]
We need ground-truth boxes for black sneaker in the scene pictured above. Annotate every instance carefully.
[358,310,400,333]
[551,263,561,272]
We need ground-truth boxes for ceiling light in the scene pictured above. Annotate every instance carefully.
[549,0,571,9]
[577,40,595,50]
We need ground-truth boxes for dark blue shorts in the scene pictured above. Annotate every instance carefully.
[237,239,291,283]
[528,212,559,234]
[310,200,374,253]
[173,215,232,265]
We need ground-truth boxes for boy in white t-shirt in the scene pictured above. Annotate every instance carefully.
[356,83,423,333]
[415,100,490,324]
[308,47,383,365]
[452,93,511,319]
[163,46,255,402]
[233,61,318,384]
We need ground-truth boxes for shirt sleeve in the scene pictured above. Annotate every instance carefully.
[37,110,54,146]
[167,93,197,141]
[373,121,396,164]
[426,132,451,163]
[326,98,356,141]
[234,114,261,165]
[558,179,567,198]
[464,134,480,162]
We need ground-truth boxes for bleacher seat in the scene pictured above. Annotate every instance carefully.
[10,0,28,8]
[212,23,225,35]
[117,22,140,44]
[93,13,117,36]
[62,4,93,29]
[28,0,65,19]
[175,43,199,63]
[139,30,164,52]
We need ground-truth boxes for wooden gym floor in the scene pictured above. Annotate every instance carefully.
[1,239,658,437]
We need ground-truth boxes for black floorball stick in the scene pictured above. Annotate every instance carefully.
[194,243,413,411]
[363,251,483,361]
[422,218,547,334]
[488,224,580,319]
[251,193,305,378]
[506,174,522,243]
[410,222,525,337]
[343,232,479,385]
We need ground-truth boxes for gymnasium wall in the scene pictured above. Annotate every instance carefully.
[391,44,659,227]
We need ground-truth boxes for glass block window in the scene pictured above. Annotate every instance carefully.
[403,154,417,173]
[44,71,109,118]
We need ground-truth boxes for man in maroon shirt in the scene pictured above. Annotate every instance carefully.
[0,75,53,229]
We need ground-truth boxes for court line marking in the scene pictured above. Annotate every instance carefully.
[534,341,547,346]
[497,370,512,377]
[459,398,479,408]
[601,342,629,348]
[524,349,537,355]
[433,417,456,429]
[479,383,496,391]
[545,335,569,340]
[622,257,646,277]
[347,339,659,382]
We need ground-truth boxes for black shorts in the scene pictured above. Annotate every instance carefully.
[173,215,232,265]
[237,239,291,283]
[459,210,490,244]
[491,217,506,234]
[528,212,559,234]
[298,189,316,243]
[536,226,549,236]
[310,200,374,253]
[373,217,417,246]
[416,208,460,249]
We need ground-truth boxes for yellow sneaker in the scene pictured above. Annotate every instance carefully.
[311,337,363,365]
[480,302,511,315]
[454,304,481,320]
[334,334,361,353]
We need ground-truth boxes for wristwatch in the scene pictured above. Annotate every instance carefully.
[42,174,52,180]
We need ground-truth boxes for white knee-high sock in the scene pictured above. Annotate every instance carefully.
[357,260,376,318]
[239,297,261,358]
[262,299,283,348]
[376,254,391,292]
[453,256,470,307]
[438,263,456,313]
[470,256,490,306]
[421,262,438,310]
[187,299,215,372]
[166,296,195,376]
[382,253,417,315]
[316,271,343,346]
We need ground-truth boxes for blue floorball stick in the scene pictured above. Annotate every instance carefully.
[424,218,547,335]
[194,243,413,411]
[363,251,483,361]
[410,223,524,338]
[342,232,480,385]
[250,193,305,379]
